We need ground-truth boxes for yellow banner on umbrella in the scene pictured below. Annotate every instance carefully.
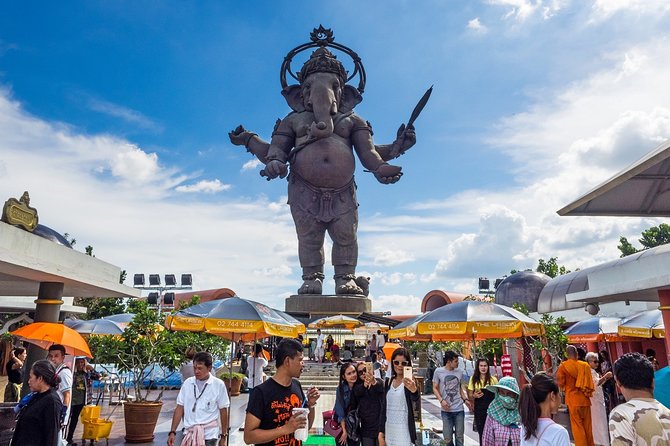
[165,314,206,332]
[416,320,543,337]
[204,319,302,338]
[618,326,652,338]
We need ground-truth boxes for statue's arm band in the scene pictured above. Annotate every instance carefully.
[272,131,294,138]
[244,133,258,148]
[351,126,372,134]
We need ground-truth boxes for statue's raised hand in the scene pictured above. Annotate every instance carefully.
[261,160,288,181]
[373,163,403,184]
[228,125,257,147]
[389,123,416,158]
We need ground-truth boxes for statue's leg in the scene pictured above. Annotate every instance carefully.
[291,205,326,295]
[329,207,363,295]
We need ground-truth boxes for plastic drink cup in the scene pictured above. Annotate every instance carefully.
[292,407,310,441]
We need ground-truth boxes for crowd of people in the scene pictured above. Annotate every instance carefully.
[4,337,670,446]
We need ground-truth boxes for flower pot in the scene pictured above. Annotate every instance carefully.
[223,376,243,396]
[123,400,163,443]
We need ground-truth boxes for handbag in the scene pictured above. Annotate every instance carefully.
[345,408,360,442]
[322,410,343,439]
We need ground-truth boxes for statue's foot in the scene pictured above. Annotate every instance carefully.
[298,272,324,295]
[335,274,364,295]
[354,276,370,297]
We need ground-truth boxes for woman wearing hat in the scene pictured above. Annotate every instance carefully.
[482,376,521,446]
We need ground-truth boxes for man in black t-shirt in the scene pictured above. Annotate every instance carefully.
[4,347,26,402]
[244,338,320,446]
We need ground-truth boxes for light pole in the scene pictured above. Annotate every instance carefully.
[132,273,193,315]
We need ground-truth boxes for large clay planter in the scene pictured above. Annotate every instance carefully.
[123,401,163,443]
[223,376,242,396]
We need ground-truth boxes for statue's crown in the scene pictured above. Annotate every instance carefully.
[298,48,348,84]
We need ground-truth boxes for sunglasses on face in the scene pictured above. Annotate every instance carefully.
[358,368,367,375]
[393,360,409,366]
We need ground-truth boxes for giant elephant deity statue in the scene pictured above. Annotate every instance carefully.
[229,26,423,296]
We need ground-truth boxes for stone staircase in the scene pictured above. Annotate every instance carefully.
[264,361,341,393]
[299,362,340,393]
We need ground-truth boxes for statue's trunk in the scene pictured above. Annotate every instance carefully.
[309,84,336,139]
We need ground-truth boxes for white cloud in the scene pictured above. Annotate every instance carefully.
[373,248,415,266]
[487,0,565,22]
[242,159,262,171]
[467,18,488,34]
[86,96,163,132]
[590,0,670,22]
[175,179,231,194]
[372,294,422,315]
[111,146,161,183]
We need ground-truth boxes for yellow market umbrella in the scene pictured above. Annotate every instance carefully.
[389,301,543,341]
[308,315,363,330]
[618,309,665,338]
[166,296,305,340]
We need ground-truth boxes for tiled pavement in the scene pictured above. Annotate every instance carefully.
[66,389,481,445]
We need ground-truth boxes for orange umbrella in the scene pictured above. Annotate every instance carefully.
[12,322,92,357]
[383,342,402,360]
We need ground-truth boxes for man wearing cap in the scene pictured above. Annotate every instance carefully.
[557,345,595,446]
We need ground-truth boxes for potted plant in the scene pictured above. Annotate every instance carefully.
[218,371,246,396]
[88,301,181,443]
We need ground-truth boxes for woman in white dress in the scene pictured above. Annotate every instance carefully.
[585,352,612,446]
[378,347,420,446]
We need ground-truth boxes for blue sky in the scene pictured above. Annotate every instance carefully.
[2,1,670,314]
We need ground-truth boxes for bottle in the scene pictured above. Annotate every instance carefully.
[421,428,430,445]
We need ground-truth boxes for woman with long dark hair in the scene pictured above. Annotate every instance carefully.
[468,358,497,443]
[518,373,569,446]
[351,361,384,446]
[11,359,63,446]
[378,347,420,446]
[335,362,362,445]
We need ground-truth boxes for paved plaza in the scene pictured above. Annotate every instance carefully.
[64,389,480,445]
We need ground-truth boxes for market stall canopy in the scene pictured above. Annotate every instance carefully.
[12,322,92,357]
[564,317,624,342]
[389,301,543,341]
[64,318,124,336]
[558,139,670,217]
[165,296,305,340]
[308,315,363,330]
[618,309,665,338]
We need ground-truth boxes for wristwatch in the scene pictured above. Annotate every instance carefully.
[168,431,176,436]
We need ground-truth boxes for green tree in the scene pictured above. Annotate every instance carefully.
[535,257,570,278]
[618,223,670,257]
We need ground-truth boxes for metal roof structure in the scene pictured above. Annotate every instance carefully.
[559,139,670,216]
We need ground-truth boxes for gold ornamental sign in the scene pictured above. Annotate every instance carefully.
[2,191,38,231]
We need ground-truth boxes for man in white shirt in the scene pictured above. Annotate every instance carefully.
[376,329,385,352]
[168,352,230,446]
[48,344,72,446]
[315,329,325,363]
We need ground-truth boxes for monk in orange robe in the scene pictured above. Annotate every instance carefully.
[557,345,595,446]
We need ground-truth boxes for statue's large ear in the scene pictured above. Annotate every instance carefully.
[281,85,305,112]
[340,85,362,112]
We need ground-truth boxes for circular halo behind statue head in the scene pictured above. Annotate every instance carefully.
[280,25,366,94]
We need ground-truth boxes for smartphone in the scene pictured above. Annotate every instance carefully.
[403,366,413,380]
[365,362,373,374]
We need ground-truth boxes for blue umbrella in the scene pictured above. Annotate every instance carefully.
[564,317,621,342]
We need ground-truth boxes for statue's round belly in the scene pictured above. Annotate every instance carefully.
[291,138,355,188]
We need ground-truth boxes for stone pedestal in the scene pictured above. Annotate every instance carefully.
[285,294,371,317]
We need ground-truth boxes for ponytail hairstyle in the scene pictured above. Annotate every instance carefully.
[519,372,559,440]
[32,359,61,388]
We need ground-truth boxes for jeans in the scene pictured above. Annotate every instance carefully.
[66,404,85,442]
[441,410,464,446]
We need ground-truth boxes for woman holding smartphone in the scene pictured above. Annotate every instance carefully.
[468,358,498,444]
[351,362,384,446]
[378,347,420,446]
